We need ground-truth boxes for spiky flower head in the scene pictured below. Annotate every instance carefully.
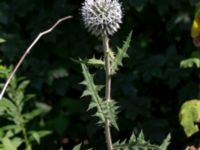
[81,0,123,37]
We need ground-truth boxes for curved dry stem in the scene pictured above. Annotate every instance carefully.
[0,16,73,100]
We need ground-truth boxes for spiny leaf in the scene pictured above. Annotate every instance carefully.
[80,62,105,123]
[112,31,132,74]
[86,57,104,67]
[81,63,119,129]
[100,100,119,130]
[179,99,200,137]
[114,131,170,150]
[180,58,200,68]
[71,57,104,68]
[159,134,171,150]
[72,143,82,150]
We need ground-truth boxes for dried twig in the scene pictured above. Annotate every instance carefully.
[0,16,73,100]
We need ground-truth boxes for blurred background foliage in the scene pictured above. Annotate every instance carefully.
[0,0,199,149]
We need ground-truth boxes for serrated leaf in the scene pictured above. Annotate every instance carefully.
[17,80,30,91]
[180,58,200,68]
[1,137,22,149]
[2,137,17,150]
[24,94,35,103]
[137,131,145,143]
[86,58,105,67]
[72,143,82,150]
[179,99,200,137]
[11,138,23,149]
[88,102,97,110]
[112,32,132,74]
[101,100,119,130]
[23,109,43,122]
[80,62,105,124]
[81,90,91,98]
[37,130,52,137]
[30,131,40,144]
[160,134,171,150]
[29,130,51,144]
[129,132,136,142]
[71,57,104,68]
[2,125,22,135]
[0,98,18,116]
[114,131,169,150]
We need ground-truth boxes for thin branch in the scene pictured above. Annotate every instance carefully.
[0,16,73,100]
[102,34,113,150]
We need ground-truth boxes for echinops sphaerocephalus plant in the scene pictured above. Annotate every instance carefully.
[78,0,171,150]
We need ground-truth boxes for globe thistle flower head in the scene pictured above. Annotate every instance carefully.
[81,0,123,37]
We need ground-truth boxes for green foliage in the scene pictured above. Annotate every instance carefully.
[72,143,92,150]
[72,144,82,150]
[112,32,132,74]
[1,137,21,150]
[0,38,5,44]
[100,100,119,130]
[0,65,51,149]
[180,58,200,68]
[47,67,68,85]
[71,57,105,68]
[83,58,104,67]
[159,134,171,150]
[179,100,200,137]
[114,131,170,150]
[80,62,118,130]
[180,51,200,68]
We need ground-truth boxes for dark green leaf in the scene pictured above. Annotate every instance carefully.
[112,32,132,74]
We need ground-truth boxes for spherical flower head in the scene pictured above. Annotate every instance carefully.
[81,0,123,37]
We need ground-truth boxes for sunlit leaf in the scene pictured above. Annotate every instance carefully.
[71,57,104,68]
[35,102,52,114]
[160,134,171,150]
[0,38,6,44]
[29,130,51,144]
[179,99,200,137]
[180,58,200,68]
[10,138,23,149]
[72,143,81,150]
[23,109,43,122]
[2,137,17,150]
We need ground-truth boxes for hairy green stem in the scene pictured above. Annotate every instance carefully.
[102,34,113,150]
[22,126,31,150]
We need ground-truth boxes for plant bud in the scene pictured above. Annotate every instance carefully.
[81,0,123,37]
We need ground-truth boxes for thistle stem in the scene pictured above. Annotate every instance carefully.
[22,126,31,150]
[102,34,113,150]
